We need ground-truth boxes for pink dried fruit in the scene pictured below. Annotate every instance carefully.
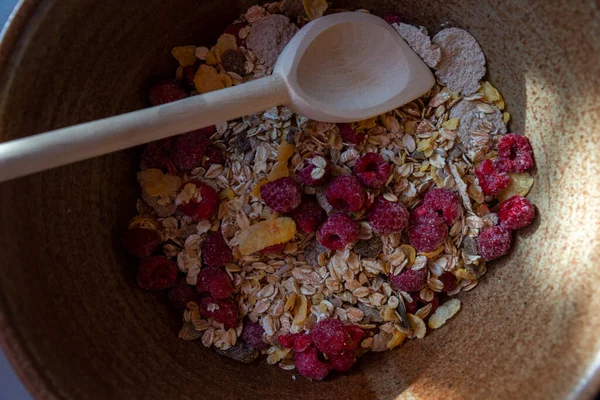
[199,297,239,329]
[293,333,314,353]
[139,140,177,174]
[258,243,287,255]
[294,346,331,381]
[296,155,331,186]
[177,180,219,222]
[344,325,366,351]
[383,13,402,24]
[353,152,392,189]
[423,188,463,226]
[170,130,210,171]
[288,197,327,233]
[149,80,188,106]
[499,195,535,230]
[204,146,225,166]
[326,175,366,212]
[241,321,267,349]
[202,230,233,268]
[137,256,178,291]
[260,177,302,213]
[278,333,296,348]
[196,267,233,299]
[168,278,203,310]
[182,65,197,90]
[497,133,534,173]
[477,225,513,261]
[439,271,458,293]
[408,205,448,252]
[311,318,364,356]
[405,298,418,314]
[122,228,161,258]
[317,213,358,250]
[389,267,428,292]
[329,351,356,372]
[475,159,510,196]
[415,291,440,314]
[368,197,409,234]
[338,123,365,145]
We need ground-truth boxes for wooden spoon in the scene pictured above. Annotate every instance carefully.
[0,12,434,182]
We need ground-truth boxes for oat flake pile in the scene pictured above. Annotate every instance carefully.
[123,1,537,381]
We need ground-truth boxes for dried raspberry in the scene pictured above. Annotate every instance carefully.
[170,130,210,171]
[204,146,225,166]
[296,155,331,186]
[223,22,247,46]
[499,195,535,230]
[182,65,197,90]
[389,267,428,292]
[122,228,161,258]
[278,333,296,348]
[202,230,233,268]
[137,256,178,291]
[221,49,246,76]
[317,213,358,250]
[405,298,418,314]
[439,271,458,293]
[293,333,314,353]
[168,278,203,310]
[368,197,409,234]
[260,177,302,213]
[139,140,177,174]
[288,197,327,233]
[329,351,356,372]
[312,318,358,355]
[326,175,366,212]
[193,125,217,137]
[196,267,233,299]
[423,188,463,226]
[338,123,365,145]
[414,291,439,314]
[177,181,219,222]
[294,346,331,381]
[408,205,448,252]
[353,153,391,189]
[344,325,365,351]
[199,297,239,329]
[475,159,510,196]
[258,243,287,255]
[383,13,402,24]
[477,225,512,261]
[241,321,267,349]
[497,133,534,173]
[149,80,188,106]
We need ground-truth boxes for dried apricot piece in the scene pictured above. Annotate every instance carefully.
[277,141,295,162]
[171,45,197,67]
[194,65,232,94]
[303,0,328,20]
[238,217,297,255]
[137,169,181,198]
[267,161,290,181]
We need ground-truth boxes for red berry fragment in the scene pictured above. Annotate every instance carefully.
[170,130,210,171]
[122,228,161,258]
[260,177,302,213]
[258,243,287,255]
[312,318,364,356]
[368,197,409,234]
[202,230,233,268]
[383,13,402,24]
[296,155,331,186]
[168,278,203,310]
[326,175,366,212]
[389,267,428,292]
[499,195,535,230]
[497,133,534,173]
[293,333,314,353]
[137,256,178,291]
[405,298,418,314]
[288,197,327,233]
[200,297,239,329]
[223,22,247,46]
[408,205,448,252]
[278,333,296,348]
[338,123,365,145]
[241,321,267,349]
[353,153,391,189]
[423,188,463,226]
[414,291,440,313]
[439,271,458,293]
[475,159,510,196]
[343,325,366,351]
[139,140,177,174]
[177,180,219,222]
[149,80,187,106]
[329,351,356,372]
[294,346,331,381]
[196,267,233,299]
[182,65,197,90]
[204,146,225,166]
[477,225,512,261]
[317,213,358,250]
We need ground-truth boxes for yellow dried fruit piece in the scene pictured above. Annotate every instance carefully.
[303,0,328,20]
[238,217,297,255]
[497,172,534,202]
[356,116,377,131]
[277,141,295,162]
[219,187,235,200]
[428,299,461,329]
[421,246,444,259]
[387,330,407,350]
[399,244,416,267]
[214,33,237,61]
[137,169,181,198]
[251,178,269,199]
[417,138,432,152]
[284,293,297,312]
[478,81,505,110]
[205,49,218,66]
[194,65,232,94]
[293,294,309,325]
[268,162,290,181]
[441,118,459,130]
[407,314,426,339]
[503,112,511,124]
[171,45,197,67]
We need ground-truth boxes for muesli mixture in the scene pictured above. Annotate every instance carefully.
[122,1,537,381]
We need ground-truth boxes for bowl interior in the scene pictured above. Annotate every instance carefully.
[0,0,599,399]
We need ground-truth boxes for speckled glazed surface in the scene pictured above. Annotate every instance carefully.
[0,0,599,399]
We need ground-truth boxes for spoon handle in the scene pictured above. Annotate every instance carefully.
[0,74,289,183]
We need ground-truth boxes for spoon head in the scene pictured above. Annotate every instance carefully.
[275,12,435,122]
